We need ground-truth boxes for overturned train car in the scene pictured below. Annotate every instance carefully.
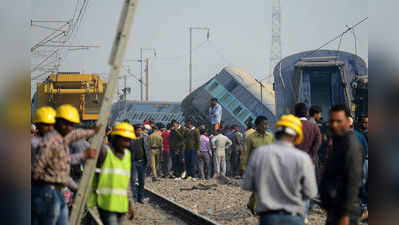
[273,50,368,122]
[181,66,276,130]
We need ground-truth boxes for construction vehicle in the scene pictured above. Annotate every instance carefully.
[34,72,107,126]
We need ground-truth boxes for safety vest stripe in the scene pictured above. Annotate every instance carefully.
[100,168,130,176]
[96,188,127,195]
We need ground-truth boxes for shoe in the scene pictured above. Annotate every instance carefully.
[138,197,149,204]
[304,218,309,224]
[152,177,158,182]
[246,204,256,215]
[186,176,192,180]
[181,171,187,179]
[168,174,175,178]
[360,209,368,221]
[174,177,181,181]
[191,177,196,181]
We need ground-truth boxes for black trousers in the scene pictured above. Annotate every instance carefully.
[326,206,361,225]
[171,149,184,177]
[230,149,241,177]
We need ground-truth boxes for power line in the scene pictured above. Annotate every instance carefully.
[153,40,209,62]
[303,17,368,59]
[207,40,234,65]
[274,16,368,81]
[347,25,358,55]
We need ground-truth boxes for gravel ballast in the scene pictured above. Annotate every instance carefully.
[144,176,368,225]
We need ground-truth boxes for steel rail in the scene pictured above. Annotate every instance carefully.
[144,187,221,225]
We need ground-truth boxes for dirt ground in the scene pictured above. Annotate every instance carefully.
[125,201,187,225]
[144,176,368,225]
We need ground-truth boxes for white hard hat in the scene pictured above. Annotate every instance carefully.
[349,117,354,126]
[144,124,152,130]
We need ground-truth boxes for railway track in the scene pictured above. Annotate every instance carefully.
[144,187,222,225]
[80,187,221,225]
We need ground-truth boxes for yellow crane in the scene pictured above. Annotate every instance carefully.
[36,73,107,123]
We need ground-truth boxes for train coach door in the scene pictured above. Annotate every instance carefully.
[308,70,331,120]
[299,66,345,120]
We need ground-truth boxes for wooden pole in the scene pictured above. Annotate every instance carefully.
[69,1,139,224]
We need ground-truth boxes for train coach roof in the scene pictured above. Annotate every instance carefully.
[223,66,275,113]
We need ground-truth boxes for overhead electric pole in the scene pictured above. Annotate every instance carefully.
[144,57,149,101]
[139,48,156,101]
[269,0,282,84]
[189,27,210,93]
[69,1,139,224]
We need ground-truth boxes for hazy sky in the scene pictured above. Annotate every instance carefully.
[32,0,368,102]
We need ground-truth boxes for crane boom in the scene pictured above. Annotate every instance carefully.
[69,1,139,224]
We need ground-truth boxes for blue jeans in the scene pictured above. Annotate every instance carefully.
[131,161,146,201]
[98,207,124,225]
[31,186,68,225]
[305,200,310,217]
[259,214,305,225]
[360,159,368,208]
[184,149,197,177]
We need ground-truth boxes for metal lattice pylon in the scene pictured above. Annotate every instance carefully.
[268,0,281,84]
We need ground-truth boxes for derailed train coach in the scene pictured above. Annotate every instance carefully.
[273,50,368,122]
[181,66,277,131]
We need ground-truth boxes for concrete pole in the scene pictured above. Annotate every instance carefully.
[189,27,192,93]
[140,48,143,101]
[145,58,149,101]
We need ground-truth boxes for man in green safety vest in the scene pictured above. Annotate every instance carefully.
[87,122,136,225]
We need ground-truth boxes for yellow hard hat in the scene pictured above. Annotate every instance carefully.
[55,104,80,124]
[275,114,304,145]
[111,122,136,139]
[33,106,56,124]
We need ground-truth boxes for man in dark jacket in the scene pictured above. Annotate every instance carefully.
[320,105,364,225]
[230,124,243,178]
[130,124,151,203]
[184,119,200,180]
[169,120,186,179]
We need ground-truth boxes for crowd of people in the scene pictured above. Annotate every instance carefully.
[30,98,369,225]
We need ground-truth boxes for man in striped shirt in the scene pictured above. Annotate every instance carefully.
[32,104,100,225]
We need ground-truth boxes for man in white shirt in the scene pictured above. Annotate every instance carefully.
[242,114,318,225]
[211,129,232,178]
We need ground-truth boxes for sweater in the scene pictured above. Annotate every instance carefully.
[184,127,200,151]
[169,126,186,152]
[161,130,170,153]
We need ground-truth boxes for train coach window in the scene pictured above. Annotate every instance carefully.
[238,109,249,121]
[233,105,243,115]
[208,82,218,92]
[220,92,232,104]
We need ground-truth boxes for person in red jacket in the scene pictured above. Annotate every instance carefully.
[161,123,172,178]
[294,103,322,164]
